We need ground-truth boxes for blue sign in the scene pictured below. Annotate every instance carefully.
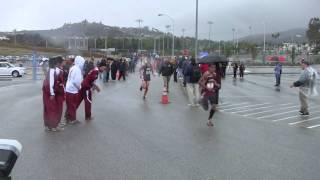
[199,52,209,58]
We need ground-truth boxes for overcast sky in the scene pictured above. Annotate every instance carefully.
[0,0,319,40]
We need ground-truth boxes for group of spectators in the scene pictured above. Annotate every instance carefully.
[42,56,107,132]
[83,57,138,83]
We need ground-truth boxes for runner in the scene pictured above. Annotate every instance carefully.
[139,58,154,100]
[199,64,220,127]
[78,61,107,120]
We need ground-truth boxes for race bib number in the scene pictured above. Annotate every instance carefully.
[146,68,151,75]
[206,82,214,90]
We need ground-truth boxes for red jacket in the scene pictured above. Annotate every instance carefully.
[200,64,209,74]
[81,68,99,91]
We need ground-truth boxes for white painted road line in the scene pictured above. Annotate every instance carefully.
[233,103,292,114]
[272,115,299,122]
[289,117,320,125]
[244,106,299,117]
[222,103,269,111]
[273,110,320,122]
[307,124,320,129]
[257,109,300,119]
[219,102,249,109]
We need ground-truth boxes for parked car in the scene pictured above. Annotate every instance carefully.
[0,62,25,77]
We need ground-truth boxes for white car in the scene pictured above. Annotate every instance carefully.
[0,62,25,77]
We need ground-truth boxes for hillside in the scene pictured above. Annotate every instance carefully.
[19,20,163,39]
[240,28,307,44]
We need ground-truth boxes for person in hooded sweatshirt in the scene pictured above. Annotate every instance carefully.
[65,56,85,124]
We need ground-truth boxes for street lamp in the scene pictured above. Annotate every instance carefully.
[165,25,171,50]
[207,21,214,50]
[236,29,239,56]
[263,22,266,64]
[136,19,143,51]
[152,28,160,54]
[232,28,236,55]
[195,0,199,61]
[158,13,175,57]
[182,28,186,49]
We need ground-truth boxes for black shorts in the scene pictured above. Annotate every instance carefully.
[144,74,151,81]
[201,95,217,111]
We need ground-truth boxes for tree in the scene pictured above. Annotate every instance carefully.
[271,33,280,54]
[306,17,320,53]
[291,46,296,64]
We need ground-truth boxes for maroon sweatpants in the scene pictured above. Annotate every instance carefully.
[43,92,59,128]
[56,94,64,123]
[79,89,92,119]
[66,92,79,121]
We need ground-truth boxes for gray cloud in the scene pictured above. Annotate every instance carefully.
[0,0,318,40]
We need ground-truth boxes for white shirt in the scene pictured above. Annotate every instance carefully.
[49,68,55,96]
[65,56,85,94]
[66,66,82,94]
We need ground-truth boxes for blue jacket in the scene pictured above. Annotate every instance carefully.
[274,64,282,75]
[184,63,201,84]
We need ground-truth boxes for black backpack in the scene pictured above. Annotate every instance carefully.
[83,60,94,77]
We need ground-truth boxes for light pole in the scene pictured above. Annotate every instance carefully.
[182,28,186,49]
[159,13,175,57]
[263,22,266,64]
[263,22,266,53]
[232,28,236,55]
[208,21,213,51]
[105,37,108,50]
[218,40,221,55]
[136,19,143,51]
[152,28,160,54]
[165,25,171,50]
[162,31,165,56]
[13,29,17,46]
[236,29,239,56]
[195,0,199,61]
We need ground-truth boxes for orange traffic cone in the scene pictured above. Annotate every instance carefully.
[161,88,169,104]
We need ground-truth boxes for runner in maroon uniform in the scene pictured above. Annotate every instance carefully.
[78,62,107,120]
[139,59,154,100]
[198,64,220,127]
